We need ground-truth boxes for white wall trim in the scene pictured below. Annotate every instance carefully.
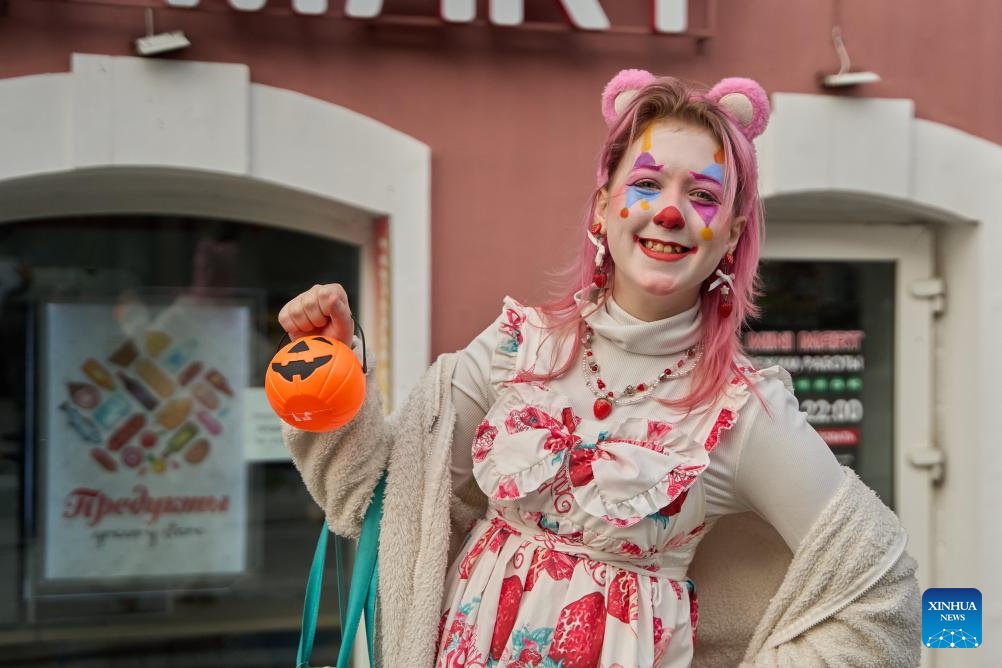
[759,92,999,661]
[0,54,431,403]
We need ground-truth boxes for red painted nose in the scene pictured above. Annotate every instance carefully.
[653,206,685,230]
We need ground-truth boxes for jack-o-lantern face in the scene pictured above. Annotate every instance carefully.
[270,337,334,382]
[265,336,365,432]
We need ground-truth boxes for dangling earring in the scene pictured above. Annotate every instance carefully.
[587,223,611,302]
[708,252,735,317]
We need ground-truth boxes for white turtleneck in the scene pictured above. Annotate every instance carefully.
[450,297,843,552]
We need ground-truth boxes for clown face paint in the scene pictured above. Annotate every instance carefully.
[623,182,661,216]
[598,118,741,321]
[691,172,722,240]
[620,130,665,217]
[692,147,727,240]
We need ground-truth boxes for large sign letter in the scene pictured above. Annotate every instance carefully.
[344,0,382,18]
[440,0,525,25]
[559,0,610,30]
[440,0,475,22]
[653,0,687,33]
[489,0,523,26]
[228,0,267,10]
[440,0,608,29]
[293,0,329,15]
[166,0,690,33]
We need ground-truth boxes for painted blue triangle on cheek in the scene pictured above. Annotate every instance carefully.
[625,186,660,209]
[626,188,643,208]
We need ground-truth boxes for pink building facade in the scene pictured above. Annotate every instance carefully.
[0,1,997,665]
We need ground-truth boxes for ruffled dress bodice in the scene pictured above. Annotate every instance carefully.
[435,297,781,668]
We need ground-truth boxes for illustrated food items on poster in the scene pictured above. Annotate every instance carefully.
[117,371,159,411]
[90,447,117,472]
[120,445,144,468]
[108,414,145,451]
[144,330,171,358]
[178,361,203,387]
[163,422,198,456]
[59,328,236,476]
[162,340,196,373]
[92,393,131,430]
[82,358,115,391]
[191,381,219,410]
[205,369,233,396]
[135,357,176,398]
[68,382,100,410]
[109,340,138,367]
[184,439,210,464]
[196,410,222,436]
[61,403,101,444]
[156,398,192,430]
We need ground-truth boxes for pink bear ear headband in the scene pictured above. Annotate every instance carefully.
[596,70,770,185]
[600,69,770,139]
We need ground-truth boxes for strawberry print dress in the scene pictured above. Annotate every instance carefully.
[435,297,781,668]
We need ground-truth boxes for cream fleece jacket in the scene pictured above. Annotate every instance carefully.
[284,353,921,668]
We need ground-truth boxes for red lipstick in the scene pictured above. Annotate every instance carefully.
[634,235,694,262]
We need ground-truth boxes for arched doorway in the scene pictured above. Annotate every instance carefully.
[758,90,1002,662]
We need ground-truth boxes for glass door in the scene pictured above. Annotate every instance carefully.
[746,260,894,503]
[751,222,936,599]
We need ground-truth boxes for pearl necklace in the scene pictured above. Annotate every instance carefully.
[581,324,702,420]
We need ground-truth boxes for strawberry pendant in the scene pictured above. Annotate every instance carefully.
[593,397,613,420]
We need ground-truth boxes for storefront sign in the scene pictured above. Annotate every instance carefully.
[42,298,248,580]
[746,329,866,451]
[163,0,692,34]
[816,427,860,447]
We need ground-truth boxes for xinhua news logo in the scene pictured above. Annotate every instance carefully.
[922,588,981,649]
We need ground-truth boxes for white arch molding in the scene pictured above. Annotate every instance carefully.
[756,92,1002,656]
[0,53,430,405]
[3,56,1002,640]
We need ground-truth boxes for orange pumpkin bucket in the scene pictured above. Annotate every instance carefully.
[265,333,366,432]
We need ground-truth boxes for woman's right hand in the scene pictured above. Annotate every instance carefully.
[277,283,354,346]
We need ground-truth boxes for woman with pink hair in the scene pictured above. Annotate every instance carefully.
[280,72,919,667]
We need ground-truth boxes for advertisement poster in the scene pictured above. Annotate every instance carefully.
[41,298,248,581]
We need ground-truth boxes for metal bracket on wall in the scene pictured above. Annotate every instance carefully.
[909,277,946,316]
[908,446,946,486]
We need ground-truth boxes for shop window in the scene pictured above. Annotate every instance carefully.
[0,215,364,666]
[743,261,895,507]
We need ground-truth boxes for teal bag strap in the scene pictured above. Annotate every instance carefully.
[336,474,385,666]
[297,525,332,667]
[297,474,386,668]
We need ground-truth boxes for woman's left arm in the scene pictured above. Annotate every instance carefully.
[730,377,844,552]
[732,377,921,667]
